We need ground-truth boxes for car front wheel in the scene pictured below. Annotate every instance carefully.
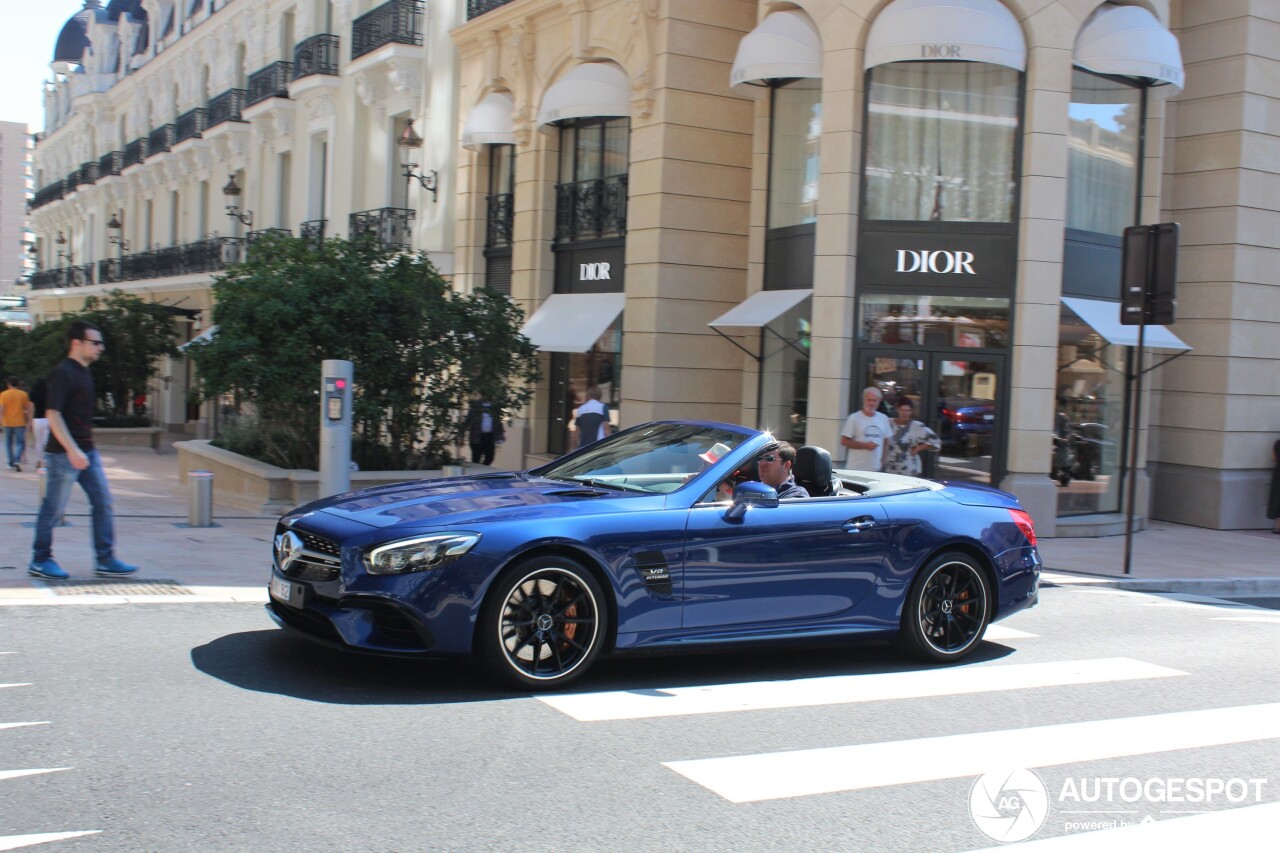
[901,552,991,663]
[479,556,607,690]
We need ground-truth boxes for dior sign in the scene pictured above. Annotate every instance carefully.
[580,262,612,281]
[895,250,977,275]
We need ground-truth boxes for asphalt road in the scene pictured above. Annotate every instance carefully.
[2,584,1277,852]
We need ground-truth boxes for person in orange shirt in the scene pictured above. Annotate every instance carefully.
[1,376,33,472]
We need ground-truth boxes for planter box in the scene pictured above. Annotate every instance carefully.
[174,440,461,514]
[96,427,163,452]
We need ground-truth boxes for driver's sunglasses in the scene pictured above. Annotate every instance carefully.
[759,454,778,463]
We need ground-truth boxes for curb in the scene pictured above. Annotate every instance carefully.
[1043,571,1280,597]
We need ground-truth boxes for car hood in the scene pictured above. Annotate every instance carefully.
[304,473,643,529]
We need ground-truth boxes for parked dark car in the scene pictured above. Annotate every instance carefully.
[266,421,1041,689]
[939,397,995,456]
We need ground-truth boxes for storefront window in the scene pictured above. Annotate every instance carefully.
[758,302,810,444]
[768,79,821,229]
[864,61,1020,222]
[550,322,622,455]
[1054,305,1126,515]
[859,294,1010,348]
[1067,70,1141,236]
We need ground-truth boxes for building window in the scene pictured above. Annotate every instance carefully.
[1067,71,1141,236]
[768,78,821,230]
[484,144,514,293]
[864,61,1020,222]
[859,294,1010,348]
[555,118,628,243]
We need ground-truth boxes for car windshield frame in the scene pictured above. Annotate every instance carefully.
[532,422,753,495]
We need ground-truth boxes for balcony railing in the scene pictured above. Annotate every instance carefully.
[247,62,293,107]
[247,228,292,246]
[65,169,83,193]
[30,180,65,211]
[293,34,340,80]
[349,207,415,250]
[98,150,124,178]
[555,175,628,243]
[207,88,248,128]
[147,124,176,157]
[123,138,148,168]
[352,0,424,59]
[80,162,100,185]
[29,264,95,290]
[175,107,207,143]
[467,0,518,19]
[485,193,514,249]
[33,238,247,289]
[300,219,327,247]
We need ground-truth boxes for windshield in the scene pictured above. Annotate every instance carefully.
[535,423,750,494]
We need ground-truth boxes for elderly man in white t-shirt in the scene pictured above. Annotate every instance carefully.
[840,386,893,471]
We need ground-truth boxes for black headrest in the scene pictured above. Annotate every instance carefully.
[793,445,834,497]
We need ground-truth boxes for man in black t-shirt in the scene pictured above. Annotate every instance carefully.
[29,319,139,580]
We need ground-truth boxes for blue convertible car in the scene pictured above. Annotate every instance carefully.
[266,421,1040,689]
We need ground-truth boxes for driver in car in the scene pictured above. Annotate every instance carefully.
[756,441,809,500]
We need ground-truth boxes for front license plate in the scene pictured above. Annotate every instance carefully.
[269,575,303,608]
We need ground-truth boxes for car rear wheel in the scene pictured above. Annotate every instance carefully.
[480,556,607,690]
[901,552,991,663]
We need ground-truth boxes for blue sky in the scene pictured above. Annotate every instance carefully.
[0,0,88,131]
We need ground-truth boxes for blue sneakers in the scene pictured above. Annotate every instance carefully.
[95,557,139,577]
[28,559,69,580]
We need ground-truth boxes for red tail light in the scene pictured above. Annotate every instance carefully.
[1009,508,1037,548]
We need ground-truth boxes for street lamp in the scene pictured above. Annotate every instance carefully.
[397,118,438,204]
[222,174,253,226]
[107,211,129,259]
[55,231,73,267]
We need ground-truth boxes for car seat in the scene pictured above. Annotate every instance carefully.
[794,445,837,497]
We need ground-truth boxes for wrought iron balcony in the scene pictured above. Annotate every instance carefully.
[39,237,249,287]
[65,169,83,193]
[247,62,293,107]
[300,219,327,247]
[30,264,95,290]
[349,207,415,250]
[467,0,519,20]
[98,257,122,284]
[485,193,514,249]
[247,228,292,246]
[207,88,248,128]
[30,180,65,211]
[293,34,340,80]
[80,162,100,185]
[123,138,148,168]
[98,150,123,178]
[352,0,424,59]
[555,175,628,243]
[147,124,176,157]
[175,108,207,143]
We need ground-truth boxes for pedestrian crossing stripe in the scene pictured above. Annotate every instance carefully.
[982,624,1036,640]
[0,684,32,691]
[0,831,101,851]
[0,769,71,782]
[1212,616,1280,624]
[964,801,1280,851]
[663,701,1280,803]
[0,723,48,732]
[540,657,1185,722]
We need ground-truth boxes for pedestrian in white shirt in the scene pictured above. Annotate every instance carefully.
[840,386,893,471]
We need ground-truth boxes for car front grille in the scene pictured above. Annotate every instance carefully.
[276,522,343,581]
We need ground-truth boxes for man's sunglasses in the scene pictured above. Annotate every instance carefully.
[759,454,778,463]
[81,338,105,347]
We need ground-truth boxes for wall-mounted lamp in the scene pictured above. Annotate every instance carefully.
[397,118,438,204]
[222,174,253,226]
[107,211,129,258]
[55,230,73,267]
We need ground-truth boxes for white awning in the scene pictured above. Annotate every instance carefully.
[729,10,822,95]
[178,325,219,353]
[536,63,630,133]
[1074,4,1184,91]
[462,92,515,151]
[708,289,812,328]
[520,293,625,353]
[865,0,1027,72]
[1063,297,1190,351]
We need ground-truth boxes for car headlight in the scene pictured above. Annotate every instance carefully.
[363,533,481,575]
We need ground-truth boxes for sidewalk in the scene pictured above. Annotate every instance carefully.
[1,447,1277,602]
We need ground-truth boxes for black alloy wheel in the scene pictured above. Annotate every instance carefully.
[901,552,991,663]
[480,556,606,690]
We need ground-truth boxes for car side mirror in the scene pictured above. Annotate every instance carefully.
[723,481,779,521]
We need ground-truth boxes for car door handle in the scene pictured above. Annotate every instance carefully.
[843,517,876,533]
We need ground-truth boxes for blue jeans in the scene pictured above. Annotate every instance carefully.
[32,449,115,563]
[4,426,24,468]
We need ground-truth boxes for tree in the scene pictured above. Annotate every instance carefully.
[190,234,539,470]
[80,292,181,417]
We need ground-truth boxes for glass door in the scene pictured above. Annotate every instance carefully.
[859,351,1004,486]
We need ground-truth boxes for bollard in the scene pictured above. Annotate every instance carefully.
[188,470,214,528]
